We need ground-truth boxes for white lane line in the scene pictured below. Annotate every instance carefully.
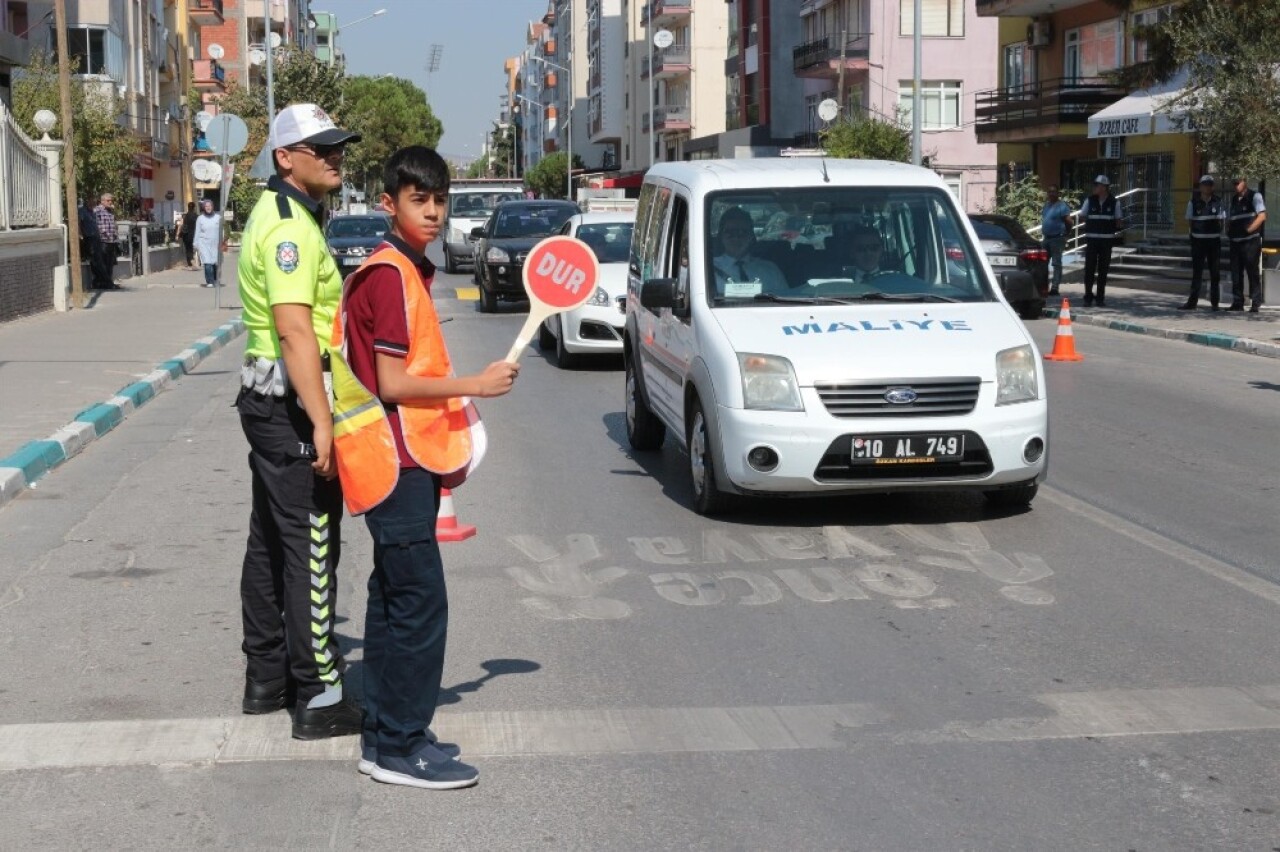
[1042,486,1280,608]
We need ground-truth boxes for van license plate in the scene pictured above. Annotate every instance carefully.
[850,434,965,465]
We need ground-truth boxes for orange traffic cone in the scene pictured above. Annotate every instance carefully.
[1043,298,1084,362]
[436,488,477,543]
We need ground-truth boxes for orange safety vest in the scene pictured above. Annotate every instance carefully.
[329,247,473,515]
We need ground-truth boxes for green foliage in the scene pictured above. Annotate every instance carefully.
[11,52,142,215]
[342,75,443,198]
[991,176,1082,233]
[819,115,911,163]
[1122,0,1280,178]
[523,150,583,199]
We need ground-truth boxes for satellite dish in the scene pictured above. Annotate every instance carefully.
[207,43,225,60]
[268,32,282,49]
[817,98,839,123]
[192,159,222,182]
[248,48,266,66]
[195,110,215,132]
[653,29,674,50]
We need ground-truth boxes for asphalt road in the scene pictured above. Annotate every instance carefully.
[2,252,1279,850]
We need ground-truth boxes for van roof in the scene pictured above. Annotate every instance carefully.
[645,158,946,193]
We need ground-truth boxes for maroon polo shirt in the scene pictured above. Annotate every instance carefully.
[342,234,439,469]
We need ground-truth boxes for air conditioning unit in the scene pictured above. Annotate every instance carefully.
[1099,137,1125,160]
[1027,19,1053,48]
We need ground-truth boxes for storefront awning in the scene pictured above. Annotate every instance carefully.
[1088,69,1192,139]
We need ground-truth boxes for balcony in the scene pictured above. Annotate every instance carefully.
[976,0,1094,17]
[653,106,691,134]
[0,26,32,66]
[974,77,1127,143]
[188,0,225,27]
[793,33,871,79]
[641,45,691,80]
[192,59,227,90]
[642,0,692,26]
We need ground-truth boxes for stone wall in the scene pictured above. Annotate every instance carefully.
[0,229,63,322]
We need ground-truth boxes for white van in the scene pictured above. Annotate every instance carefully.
[443,180,524,274]
[623,159,1049,515]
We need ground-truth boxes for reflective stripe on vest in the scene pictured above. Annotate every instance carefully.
[330,248,473,516]
[1083,196,1118,238]
[1189,196,1223,239]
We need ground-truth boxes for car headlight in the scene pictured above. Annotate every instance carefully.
[449,227,466,244]
[485,246,510,263]
[739,353,803,411]
[996,345,1038,405]
[587,286,611,307]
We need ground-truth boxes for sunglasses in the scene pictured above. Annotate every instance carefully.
[287,142,346,158]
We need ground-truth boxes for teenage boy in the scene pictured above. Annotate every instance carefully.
[330,146,519,790]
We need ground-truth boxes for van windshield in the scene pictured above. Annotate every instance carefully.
[450,191,523,218]
[703,188,994,306]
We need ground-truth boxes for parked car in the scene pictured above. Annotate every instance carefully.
[325,213,391,270]
[443,180,524,274]
[471,200,580,312]
[538,211,636,368]
[967,214,1049,320]
[624,159,1048,515]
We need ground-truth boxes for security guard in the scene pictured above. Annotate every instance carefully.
[1227,176,1267,312]
[1079,174,1124,308]
[236,103,362,740]
[1181,175,1225,311]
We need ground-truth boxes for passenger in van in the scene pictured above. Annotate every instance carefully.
[712,207,789,295]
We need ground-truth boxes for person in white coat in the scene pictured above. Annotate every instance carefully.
[193,199,223,288]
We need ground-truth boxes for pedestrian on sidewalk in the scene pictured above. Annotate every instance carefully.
[1079,175,1124,308]
[1227,176,1267,312]
[234,103,363,740]
[178,201,198,269]
[1182,175,1225,311]
[92,193,120,290]
[77,198,100,278]
[1040,185,1073,296]
[331,146,518,790]
[193,200,222,288]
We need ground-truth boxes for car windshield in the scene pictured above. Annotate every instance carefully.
[703,188,993,306]
[577,222,633,264]
[327,217,387,239]
[493,205,576,238]
[450,191,523,218]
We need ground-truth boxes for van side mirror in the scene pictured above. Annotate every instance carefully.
[470,226,486,239]
[640,277,676,310]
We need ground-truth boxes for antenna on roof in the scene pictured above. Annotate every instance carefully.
[820,158,830,184]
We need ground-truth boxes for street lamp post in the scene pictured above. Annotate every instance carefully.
[530,54,572,201]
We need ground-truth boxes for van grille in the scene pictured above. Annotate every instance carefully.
[814,378,981,418]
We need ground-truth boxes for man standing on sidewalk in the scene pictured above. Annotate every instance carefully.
[92,194,120,290]
[235,103,363,740]
[1227,176,1267,312]
[1182,176,1225,311]
[1079,175,1124,308]
[178,202,199,270]
[1040,186,1072,296]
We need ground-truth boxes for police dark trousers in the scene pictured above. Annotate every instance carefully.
[360,467,448,759]
[1083,238,1113,302]
[237,387,344,706]
[1188,238,1220,306]
[1229,236,1263,309]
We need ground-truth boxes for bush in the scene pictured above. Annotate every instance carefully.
[991,176,1082,234]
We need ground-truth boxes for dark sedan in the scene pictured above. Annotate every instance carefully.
[471,200,580,312]
[325,213,391,270]
[968,214,1050,320]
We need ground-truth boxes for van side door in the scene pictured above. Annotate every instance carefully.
[652,193,694,438]
[632,185,683,425]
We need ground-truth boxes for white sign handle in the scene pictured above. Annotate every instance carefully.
[506,303,554,364]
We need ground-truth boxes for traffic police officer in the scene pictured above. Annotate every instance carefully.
[1079,174,1124,308]
[1227,176,1267,312]
[1181,175,1225,311]
[236,103,362,740]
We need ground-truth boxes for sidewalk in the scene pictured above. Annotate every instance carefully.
[0,265,244,505]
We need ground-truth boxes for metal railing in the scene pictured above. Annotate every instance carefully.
[652,105,690,131]
[0,101,51,230]
[1027,188,1156,254]
[792,33,872,73]
[642,46,691,78]
[974,77,1127,134]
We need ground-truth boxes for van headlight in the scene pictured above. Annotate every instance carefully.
[485,246,510,263]
[587,286,611,307]
[996,345,1038,405]
[739,353,803,411]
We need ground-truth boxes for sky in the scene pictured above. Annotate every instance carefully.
[327,0,550,161]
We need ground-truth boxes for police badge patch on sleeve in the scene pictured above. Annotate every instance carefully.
[275,241,300,273]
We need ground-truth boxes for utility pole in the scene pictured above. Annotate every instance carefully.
[912,0,922,166]
[264,0,276,133]
[836,29,847,120]
[54,0,84,308]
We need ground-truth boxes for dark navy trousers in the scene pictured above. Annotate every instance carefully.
[361,467,448,758]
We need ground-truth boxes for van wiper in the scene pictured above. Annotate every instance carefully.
[856,292,961,303]
[750,293,856,305]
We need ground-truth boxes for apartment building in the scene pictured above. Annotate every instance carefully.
[0,0,35,106]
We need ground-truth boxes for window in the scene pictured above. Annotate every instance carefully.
[942,173,963,205]
[898,81,961,131]
[1131,4,1173,64]
[900,0,964,38]
[53,25,125,82]
[1064,20,1121,81]
[1003,43,1029,92]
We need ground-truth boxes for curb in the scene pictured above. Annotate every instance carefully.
[0,319,245,510]
[1043,306,1280,360]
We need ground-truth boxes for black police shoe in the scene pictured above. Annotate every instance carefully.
[242,677,293,715]
[293,694,363,740]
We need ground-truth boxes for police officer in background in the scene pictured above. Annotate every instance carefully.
[236,103,362,740]
[1079,174,1124,308]
[1181,175,1226,311]
[1227,176,1267,312]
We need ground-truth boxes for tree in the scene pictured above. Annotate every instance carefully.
[1123,0,1280,178]
[991,175,1083,233]
[11,52,142,215]
[819,115,911,163]
[523,150,583,199]
[342,75,442,199]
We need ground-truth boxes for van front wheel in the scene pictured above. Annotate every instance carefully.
[688,398,732,516]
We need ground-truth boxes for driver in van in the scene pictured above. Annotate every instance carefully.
[712,207,789,295]
[844,225,886,284]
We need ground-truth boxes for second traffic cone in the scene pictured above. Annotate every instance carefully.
[436,488,477,543]
[1043,298,1084,362]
